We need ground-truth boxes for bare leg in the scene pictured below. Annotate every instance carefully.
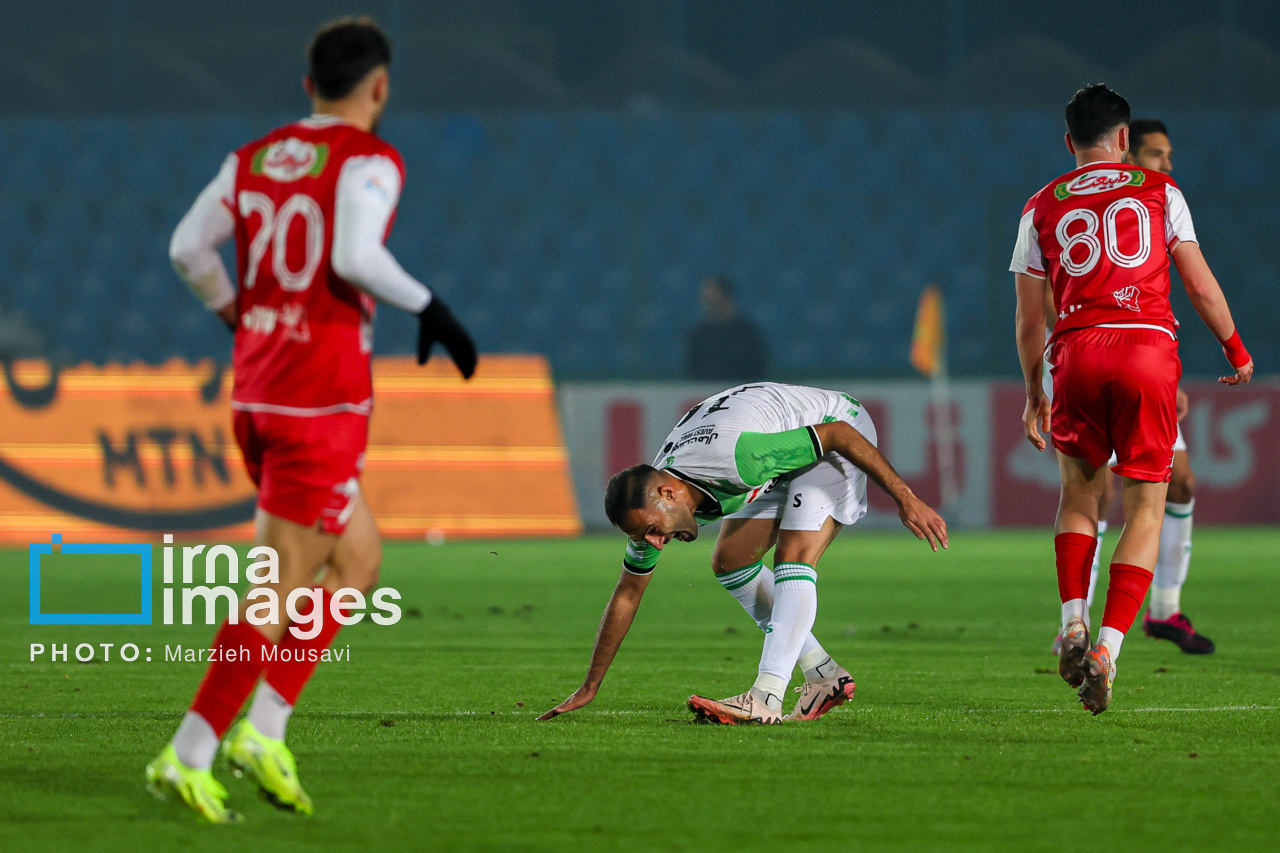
[712,517,779,576]
[1055,452,1104,537]
[1167,450,1195,505]
[321,493,383,595]
[241,509,340,643]
[1111,477,1168,571]
[1096,475,1168,657]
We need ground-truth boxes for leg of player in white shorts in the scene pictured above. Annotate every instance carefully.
[710,415,873,720]
[1142,423,1213,651]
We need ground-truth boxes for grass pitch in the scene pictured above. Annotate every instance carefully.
[2,529,1278,852]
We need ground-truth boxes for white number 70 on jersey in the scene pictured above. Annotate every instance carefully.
[238,190,325,292]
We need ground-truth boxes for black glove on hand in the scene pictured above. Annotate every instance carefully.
[417,295,477,379]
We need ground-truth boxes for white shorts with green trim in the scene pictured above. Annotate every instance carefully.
[726,407,877,532]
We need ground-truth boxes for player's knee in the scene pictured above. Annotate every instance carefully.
[1168,469,1195,504]
[336,541,382,594]
[354,547,383,593]
[772,541,823,567]
[711,545,758,576]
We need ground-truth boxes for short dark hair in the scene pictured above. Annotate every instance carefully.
[604,464,659,527]
[1064,84,1130,148]
[1129,118,1170,151]
[308,17,392,101]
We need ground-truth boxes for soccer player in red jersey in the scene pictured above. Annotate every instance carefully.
[1048,119,1215,657]
[146,18,476,822]
[1011,85,1253,714]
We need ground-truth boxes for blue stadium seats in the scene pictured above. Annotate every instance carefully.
[0,110,1276,377]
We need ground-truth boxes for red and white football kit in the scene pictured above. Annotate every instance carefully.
[1010,162,1198,482]
[171,115,433,531]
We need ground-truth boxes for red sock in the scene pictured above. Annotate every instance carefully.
[1054,532,1097,603]
[264,588,350,705]
[1102,563,1155,634]
[189,619,275,737]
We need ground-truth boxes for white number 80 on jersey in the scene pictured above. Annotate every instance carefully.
[1055,197,1152,276]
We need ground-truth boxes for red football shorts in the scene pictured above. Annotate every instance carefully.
[1048,326,1179,483]
[232,409,368,534]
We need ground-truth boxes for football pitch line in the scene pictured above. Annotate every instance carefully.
[2,704,1275,721]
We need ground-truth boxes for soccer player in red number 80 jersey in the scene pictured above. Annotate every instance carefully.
[1011,85,1253,715]
[145,18,477,822]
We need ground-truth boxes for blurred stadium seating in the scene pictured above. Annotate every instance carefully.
[0,110,1275,378]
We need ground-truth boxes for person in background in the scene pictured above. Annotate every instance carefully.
[686,275,768,382]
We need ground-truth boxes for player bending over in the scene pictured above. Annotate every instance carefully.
[1048,118,1214,657]
[1012,85,1252,715]
[539,383,947,726]
[146,18,476,822]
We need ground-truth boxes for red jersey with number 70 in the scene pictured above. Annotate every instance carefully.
[1009,161,1198,345]
[226,116,405,414]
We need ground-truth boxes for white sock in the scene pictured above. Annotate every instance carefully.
[246,682,293,741]
[1150,499,1193,619]
[750,675,789,709]
[1061,598,1087,632]
[171,711,219,771]
[796,648,839,681]
[1084,521,1107,623]
[754,563,818,710]
[718,562,829,676]
[1097,626,1125,660]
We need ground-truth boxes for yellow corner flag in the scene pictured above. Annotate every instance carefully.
[910,284,946,377]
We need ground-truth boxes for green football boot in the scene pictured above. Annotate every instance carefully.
[222,720,313,815]
[145,744,241,824]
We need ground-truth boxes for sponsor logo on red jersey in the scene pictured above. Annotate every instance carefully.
[1112,285,1141,311]
[1054,168,1144,199]
[250,139,330,182]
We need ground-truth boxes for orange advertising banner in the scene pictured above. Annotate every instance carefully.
[0,355,580,543]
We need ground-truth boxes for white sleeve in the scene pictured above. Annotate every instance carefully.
[169,154,237,311]
[1009,207,1046,278]
[1165,184,1198,250]
[330,155,432,314]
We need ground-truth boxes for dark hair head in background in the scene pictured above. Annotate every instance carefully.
[1064,83,1130,148]
[604,464,659,528]
[1128,117,1170,150]
[308,16,392,101]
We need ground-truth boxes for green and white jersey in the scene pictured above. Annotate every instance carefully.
[622,383,864,575]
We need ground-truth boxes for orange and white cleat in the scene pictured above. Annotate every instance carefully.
[1078,643,1116,715]
[1058,617,1090,688]
[687,691,782,725]
[783,669,856,721]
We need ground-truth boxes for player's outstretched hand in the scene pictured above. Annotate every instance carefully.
[537,685,597,721]
[897,493,948,552]
[1219,359,1253,387]
[418,295,477,378]
[1022,393,1050,452]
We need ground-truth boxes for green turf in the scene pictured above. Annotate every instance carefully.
[2,529,1279,852]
